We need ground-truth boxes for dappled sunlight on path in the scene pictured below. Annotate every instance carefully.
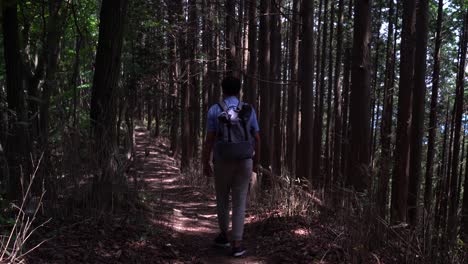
[134,128,266,263]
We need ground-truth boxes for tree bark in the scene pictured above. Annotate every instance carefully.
[259,0,272,182]
[340,0,353,182]
[447,9,468,244]
[246,0,258,109]
[286,0,300,177]
[39,0,65,184]
[461,126,468,241]
[297,0,314,181]
[347,0,372,192]
[377,0,396,220]
[324,1,335,186]
[332,0,344,185]
[391,0,416,223]
[424,0,443,222]
[89,0,128,208]
[407,0,429,227]
[312,0,328,185]
[2,0,30,200]
[226,0,240,77]
[270,0,282,176]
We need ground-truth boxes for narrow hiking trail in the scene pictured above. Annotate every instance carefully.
[134,128,266,263]
[28,128,344,264]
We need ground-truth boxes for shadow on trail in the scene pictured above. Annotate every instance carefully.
[27,128,334,264]
[134,128,267,263]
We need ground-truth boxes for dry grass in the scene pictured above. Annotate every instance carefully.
[0,155,51,264]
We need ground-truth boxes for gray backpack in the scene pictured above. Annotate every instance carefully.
[214,101,254,160]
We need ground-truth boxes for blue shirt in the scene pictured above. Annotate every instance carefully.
[206,96,260,133]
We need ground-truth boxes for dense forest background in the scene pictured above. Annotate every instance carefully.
[1,0,468,263]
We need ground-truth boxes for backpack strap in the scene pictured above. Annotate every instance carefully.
[217,101,228,112]
[217,100,232,142]
[237,101,250,142]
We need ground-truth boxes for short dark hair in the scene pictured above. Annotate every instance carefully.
[222,76,241,96]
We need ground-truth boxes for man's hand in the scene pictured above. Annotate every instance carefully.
[203,132,216,178]
[253,156,259,173]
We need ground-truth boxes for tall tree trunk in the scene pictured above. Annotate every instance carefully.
[340,0,353,182]
[313,0,328,185]
[2,1,30,200]
[89,0,128,208]
[391,0,416,224]
[287,0,300,177]
[39,0,65,184]
[447,9,468,244]
[424,0,443,223]
[246,0,258,108]
[433,100,451,252]
[461,127,468,241]
[226,0,240,77]
[180,0,193,171]
[377,0,396,219]
[297,0,315,181]
[332,0,344,185]
[168,2,181,155]
[146,88,152,131]
[270,0,282,175]
[188,0,199,160]
[324,2,335,186]
[369,5,382,166]
[259,0,272,182]
[347,0,372,192]
[407,0,429,227]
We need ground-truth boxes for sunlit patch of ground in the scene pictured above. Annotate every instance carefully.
[29,128,335,264]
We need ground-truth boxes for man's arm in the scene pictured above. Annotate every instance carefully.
[203,131,216,177]
[253,132,260,171]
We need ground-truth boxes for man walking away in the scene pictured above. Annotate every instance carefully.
[202,76,260,257]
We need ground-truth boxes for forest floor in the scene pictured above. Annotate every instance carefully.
[27,128,348,264]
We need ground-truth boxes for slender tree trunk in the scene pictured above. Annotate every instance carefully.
[168,3,181,155]
[461,126,468,241]
[89,0,128,208]
[377,0,396,219]
[313,0,328,185]
[324,2,335,186]
[332,0,344,185]
[226,0,240,77]
[297,0,314,181]
[246,0,258,108]
[180,0,194,171]
[369,5,382,166]
[347,0,372,192]
[259,0,272,182]
[270,0,282,176]
[40,0,64,171]
[440,103,456,246]
[287,0,300,177]
[447,9,468,244]
[407,0,429,227]
[2,1,30,200]
[188,0,199,160]
[340,0,353,182]
[147,89,152,131]
[391,0,416,223]
[433,100,451,252]
[424,0,443,223]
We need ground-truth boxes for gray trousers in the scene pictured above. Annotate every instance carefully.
[214,159,253,241]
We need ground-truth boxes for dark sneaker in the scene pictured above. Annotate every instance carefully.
[232,246,246,257]
[214,233,230,248]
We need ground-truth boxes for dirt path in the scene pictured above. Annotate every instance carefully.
[28,129,331,263]
[134,128,266,264]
